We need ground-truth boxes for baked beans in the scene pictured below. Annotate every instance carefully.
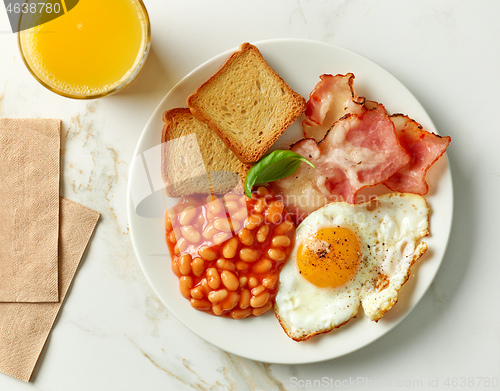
[239,276,248,288]
[224,200,239,212]
[250,291,270,308]
[208,288,228,303]
[265,200,284,224]
[214,217,232,233]
[181,225,201,243]
[221,291,240,311]
[268,248,286,261]
[255,186,270,197]
[262,274,278,290]
[179,253,192,276]
[231,308,252,319]
[271,235,291,247]
[252,258,273,274]
[179,206,196,225]
[216,257,236,271]
[244,213,264,230]
[220,270,239,291]
[212,305,224,316]
[190,298,211,310]
[239,288,251,309]
[165,187,295,318]
[171,256,181,277]
[165,214,173,231]
[232,207,249,222]
[248,276,258,289]
[190,286,204,299]
[251,285,266,297]
[256,225,270,243]
[198,245,218,261]
[238,228,254,246]
[239,248,260,263]
[254,198,267,214]
[252,302,273,317]
[179,276,193,299]
[191,257,205,277]
[202,224,218,241]
[207,198,223,214]
[213,232,231,246]
[206,267,221,290]
[222,237,238,259]
[235,261,249,272]
[176,238,189,254]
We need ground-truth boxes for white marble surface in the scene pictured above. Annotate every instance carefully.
[1,0,499,389]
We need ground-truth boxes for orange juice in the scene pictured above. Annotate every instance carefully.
[19,0,150,98]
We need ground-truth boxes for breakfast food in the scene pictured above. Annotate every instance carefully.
[303,74,451,197]
[272,74,451,223]
[161,108,251,197]
[187,42,306,163]
[160,43,450,343]
[165,187,295,318]
[384,114,452,195]
[274,193,429,341]
[271,103,412,222]
[303,73,365,142]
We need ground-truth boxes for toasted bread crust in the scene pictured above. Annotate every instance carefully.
[161,108,251,197]
[187,43,306,163]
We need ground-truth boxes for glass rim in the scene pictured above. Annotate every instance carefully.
[17,0,151,100]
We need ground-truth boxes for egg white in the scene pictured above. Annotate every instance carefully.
[274,193,429,341]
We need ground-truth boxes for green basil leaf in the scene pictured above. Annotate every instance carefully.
[244,150,315,197]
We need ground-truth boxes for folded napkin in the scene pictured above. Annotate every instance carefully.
[0,118,100,382]
[0,118,60,302]
[0,198,99,382]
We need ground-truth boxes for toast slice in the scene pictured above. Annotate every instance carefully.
[161,108,251,197]
[187,42,306,163]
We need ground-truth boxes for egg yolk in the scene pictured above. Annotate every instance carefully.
[297,227,361,288]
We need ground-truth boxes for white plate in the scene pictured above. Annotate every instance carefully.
[127,39,453,364]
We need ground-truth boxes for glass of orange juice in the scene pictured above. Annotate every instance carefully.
[18,0,151,99]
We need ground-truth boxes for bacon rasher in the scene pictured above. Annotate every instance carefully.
[303,73,365,142]
[300,73,451,198]
[384,115,451,195]
[272,104,410,222]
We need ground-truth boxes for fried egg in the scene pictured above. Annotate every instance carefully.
[274,193,429,341]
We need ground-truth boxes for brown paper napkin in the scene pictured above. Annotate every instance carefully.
[0,197,99,382]
[0,118,100,382]
[0,118,61,302]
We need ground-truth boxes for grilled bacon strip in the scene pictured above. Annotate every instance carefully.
[272,104,410,222]
[384,114,451,195]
